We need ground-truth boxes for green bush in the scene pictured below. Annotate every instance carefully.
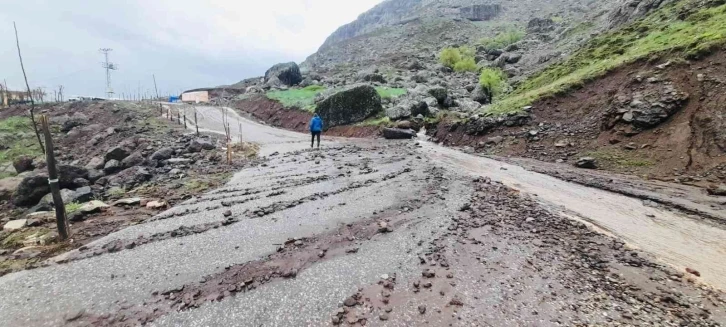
[453,57,478,72]
[479,68,507,97]
[439,47,462,68]
[440,46,478,72]
[479,29,525,50]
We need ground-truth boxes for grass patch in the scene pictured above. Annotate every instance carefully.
[485,0,726,116]
[358,116,393,127]
[1,228,49,248]
[108,187,126,197]
[266,85,326,112]
[585,149,654,168]
[0,116,43,167]
[479,28,525,50]
[65,202,83,215]
[375,87,407,99]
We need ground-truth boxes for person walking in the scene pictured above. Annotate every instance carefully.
[309,113,323,148]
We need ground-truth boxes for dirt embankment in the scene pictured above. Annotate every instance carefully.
[231,95,381,138]
[429,49,726,190]
[0,101,254,275]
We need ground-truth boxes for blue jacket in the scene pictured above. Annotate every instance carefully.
[310,116,323,132]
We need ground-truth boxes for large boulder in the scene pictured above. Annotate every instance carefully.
[264,62,303,87]
[428,88,448,104]
[85,157,105,170]
[187,138,215,153]
[13,156,35,174]
[12,175,50,206]
[472,86,491,104]
[105,146,130,162]
[382,128,416,139]
[104,160,122,174]
[0,177,22,201]
[58,165,90,188]
[150,147,174,161]
[386,99,429,120]
[40,186,93,206]
[121,152,145,168]
[315,85,383,127]
[108,167,152,189]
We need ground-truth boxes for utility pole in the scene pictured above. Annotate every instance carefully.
[100,48,118,99]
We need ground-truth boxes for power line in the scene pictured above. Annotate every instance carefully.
[99,48,118,99]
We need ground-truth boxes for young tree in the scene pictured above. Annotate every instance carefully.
[13,22,44,153]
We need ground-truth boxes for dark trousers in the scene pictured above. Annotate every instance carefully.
[311,131,321,148]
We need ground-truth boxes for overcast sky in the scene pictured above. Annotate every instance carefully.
[0,0,383,98]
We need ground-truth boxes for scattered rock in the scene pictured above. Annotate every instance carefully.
[223,210,232,217]
[104,159,122,174]
[707,184,726,196]
[146,200,168,209]
[0,177,22,201]
[418,305,426,314]
[79,200,109,214]
[13,156,35,174]
[685,267,701,277]
[382,128,416,140]
[187,138,215,153]
[150,147,175,161]
[112,197,142,206]
[3,219,28,231]
[575,157,597,169]
[343,296,357,307]
[105,147,130,162]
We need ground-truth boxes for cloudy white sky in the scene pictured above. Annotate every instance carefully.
[0,0,383,98]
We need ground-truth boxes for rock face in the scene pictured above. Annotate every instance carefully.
[264,62,303,87]
[607,0,671,28]
[527,18,556,33]
[459,4,501,21]
[383,128,416,139]
[315,85,383,127]
[610,83,689,129]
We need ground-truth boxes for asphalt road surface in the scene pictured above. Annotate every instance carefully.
[0,106,723,326]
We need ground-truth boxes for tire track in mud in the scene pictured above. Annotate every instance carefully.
[54,168,414,265]
[67,167,448,327]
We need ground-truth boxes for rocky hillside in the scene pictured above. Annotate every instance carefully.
[224,0,725,190]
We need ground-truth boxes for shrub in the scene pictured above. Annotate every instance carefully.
[454,57,478,72]
[479,68,507,97]
[440,46,478,72]
[439,47,462,68]
[479,29,525,50]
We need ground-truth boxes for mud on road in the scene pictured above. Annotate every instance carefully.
[0,111,724,326]
[30,142,720,326]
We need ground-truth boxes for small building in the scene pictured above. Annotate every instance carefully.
[181,90,209,103]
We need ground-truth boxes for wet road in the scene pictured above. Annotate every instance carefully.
[0,106,723,326]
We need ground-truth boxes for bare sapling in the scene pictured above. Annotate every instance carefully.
[14,22,45,153]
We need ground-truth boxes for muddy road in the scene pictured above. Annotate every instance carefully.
[0,108,724,326]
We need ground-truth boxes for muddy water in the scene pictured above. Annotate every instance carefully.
[422,142,726,290]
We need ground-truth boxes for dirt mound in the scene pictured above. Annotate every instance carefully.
[232,95,381,138]
[428,49,726,188]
